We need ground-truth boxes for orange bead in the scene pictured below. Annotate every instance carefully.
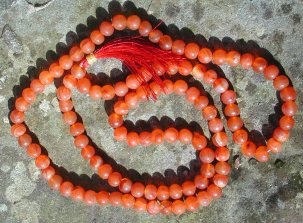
[108,113,123,128]
[35,155,50,169]
[203,69,217,85]
[15,97,29,112]
[185,196,199,212]
[164,128,179,143]
[89,155,103,170]
[119,178,132,193]
[134,197,147,212]
[199,148,215,163]
[212,132,228,147]
[126,132,140,147]
[11,123,26,137]
[179,129,193,144]
[48,175,63,190]
[202,105,217,120]
[212,49,227,65]
[22,88,36,103]
[112,14,127,31]
[90,30,104,45]
[152,62,165,76]
[159,35,173,50]
[96,191,109,205]
[172,200,186,215]
[255,146,269,162]
[149,81,162,96]
[18,133,32,148]
[167,61,179,75]
[127,15,141,30]
[30,79,45,93]
[264,65,279,80]
[84,191,98,206]
[194,96,209,110]
[63,74,77,89]
[200,163,215,178]
[197,191,212,206]
[99,21,114,36]
[126,74,141,89]
[224,103,240,117]
[62,111,77,125]
[252,57,268,73]
[273,75,289,90]
[279,115,295,130]
[39,71,53,85]
[169,184,182,200]
[131,182,145,198]
[213,78,229,94]
[71,64,86,79]
[182,181,196,196]
[59,55,73,70]
[41,166,55,181]
[69,45,84,62]
[194,174,209,189]
[109,192,122,206]
[98,164,113,179]
[160,200,172,215]
[184,42,200,59]
[208,118,224,133]
[81,145,95,160]
[146,200,161,215]
[151,129,164,144]
[280,87,297,101]
[215,147,230,162]
[140,132,153,147]
[144,184,157,200]
[60,181,74,197]
[138,21,152,37]
[101,85,115,100]
[173,79,188,95]
[192,132,207,150]
[207,184,222,199]
[70,123,85,136]
[240,53,254,69]
[71,186,84,201]
[198,48,212,64]
[148,29,163,43]
[213,174,229,188]
[186,87,200,102]
[273,127,289,142]
[122,194,135,208]
[157,185,170,201]
[267,138,282,154]
[26,143,41,158]
[77,78,91,94]
[172,40,185,55]
[89,85,103,100]
[192,64,206,80]
[56,86,71,101]
[136,85,148,100]
[281,101,297,116]
[226,50,241,66]
[49,62,64,78]
[74,134,89,148]
[232,129,248,145]
[227,116,243,132]
[59,99,73,112]
[179,60,193,76]
[114,126,127,141]
[221,90,236,104]
[241,141,256,157]
[108,172,122,187]
[215,161,231,175]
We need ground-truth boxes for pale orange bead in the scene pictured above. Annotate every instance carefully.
[146,200,161,215]
[125,92,138,108]
[152,62,165,76]
[226,50,241,66]
[192,64,206,80]
[212,49,227,65]
[99,21,114,36]
[71,64,86,79]
[59,55,73,70]
[186,87,200,102]
[126,74,141,89]
[163,79,174,95]
[30,79,45,93]
[213,78,229,94]
[160,200,172,215]
[69,45,84,62]
[198,48,212,64]
[63,74,77,89]
[215,161,231,175]
[184,42,200,59]
[90,30,105,45]
[281,101,297,116]
[127,15,141,30]
[59,100,73,112]
[114,100,129,115]
[112,14,127,31]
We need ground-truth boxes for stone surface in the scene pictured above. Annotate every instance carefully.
[0,0,303,222]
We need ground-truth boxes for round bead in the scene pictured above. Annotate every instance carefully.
[279,115,295,130]
[213,78,229,94]
[281,101,297,116]
[182,181,196,196]
[273,127,289,142]
[207,184,222,199]
[148,30,163,43]
[255,146,269,162]
[208,118,224,133]
[39,71,53,85]
[164,128,179,143]
[212,49,227,65]
[63,111,77,125]
[226,50,241,66]
[194,96,209,110]
[159,35,173,50]
[146,200,160,215]
[139,21,152,37]
[71,186,84,201]
[89,85,103,100]
[169,184,182,200]
[108,172,122,187]
[122,194,135,208]
[126,74,141,89]
[101,85,115,100]
[224,104,240,117]
[199,148,215,163]
[178,60,193,76]
[280,87,297,101]
[227,116,243,132]
[221,90,236,104]
[71,64,86,79]
[215,161,231,175]
[70,123,85,136]
[109,192,122,206]
[11,123,26,137]
[252,57,267,73]
[49,62,64,78]
[81,145,95,160]
[203,69,217,85]
[200,163,215,178]
[90,30,105,45]
[63,74,77,89]
[194,175,209,189]
[74,134,89,148]
[172,40,185,55]
[80,38,96,54]
[184,42,199,59]
[273,75,289,90]
[98,164,113,179]
[197,191,212,206]
[69,46,84,62]
[126,132,140,147]
[157,185,170,201]
[192,64,206,79]
[134,197,147,212]
[18,133,32,148]
[264,65,279,80]
[173,79,188,95]
[213,174,229,188]
[56,86,71,101]
[35,155,50,169]
[171,200,186,215]
[77,78,91,94]
[59,55,73,70]
[108,113,123,128]
[267,138,282,154]
[178,129,193,144]
[30,79,45,93]
[127,15,141,30]
[48,175,63,190]
[192,133,207,150]
[131,182,145,198]
[144,184,157,200]
[112,14,127,31]
[22,88,36,103]
[240,53,254,69]
[89,155,103,170]
[198,48,212,64]
[41,166,55,181]
[202,105,217,121]
[119,178,132,193]
[60,181,74,197]
[59,100,73,112]
[215,147,230,162]
[232,129,248,145]
[100,21,114,36]
[26,143,41,158]
[212,132,229,147]
[241,141,256,157]
[96,191,109,205]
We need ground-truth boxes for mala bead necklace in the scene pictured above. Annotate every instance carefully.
[10,11,298,216]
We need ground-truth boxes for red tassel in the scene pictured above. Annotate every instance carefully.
[80,36,184,99]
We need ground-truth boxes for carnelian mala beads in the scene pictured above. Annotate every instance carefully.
[9,11,298,216]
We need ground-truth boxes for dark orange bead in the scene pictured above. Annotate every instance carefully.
[108,113,123,128]
[122,194,135,208]
[77,78,91,94]
[22,88,36,103]
[221,90,236,104]
[192,132,207,150]
[267,138,282,154]
[49,62,64,78]
[134,197,147,212]
[96,191,109,205]
[48,175,63,190]
[273,127,289,142]
[202,105,218,120]
[126,74,141,89]
[39,71,53,85]
[84,191,98,205]
[18,133,32,148]
[71,64,86,79]
[241,141,256,157]
[179,129,193,144]
[213,174,229,188]
[89,155,103,170]
[281,101,297,116]
[127,15,141,30]
[252,57,268,73]
[212,49,227,65]
[184,42,200,59]
[69,45,84,62]
[226,50,241,66]
[80,38,95,54]
[200,163,215,178]
[108,172,122,187]
[264,65,279,80]
[213,78,229,94]
[11,123,26,137]
[26,143,41,158]
[151,129,164,144]
[208,118,224,133]
[227,116,243,132]
[182,181,196,196]
[273,75,289,90]
[192,64,206,80]
[173,79,188,95]
[240,53,254,69]
[90,30,105,45]
[62,111,77,125]
[186,87,200,102]
[279,115,295,130]
[81,145,95,160]
[172,40,185,55]
[89,85,103,100]
[74,134,89,148]
[139,131,152,147]
[224,104,240,117]
[255,146,269,162]
[164,128,179,143]
[171,200,186,215]
[194,175,209,189]
[114,126,127,141]
[98,164,112,179]
[60,181,74,197]
[215,147,230,162]
[169,184,183,200]
[203,69,217,85]
[160,200,172,215]
[215,161,231,175]
[41,166,55,181]
[119,178,132,193]
[280,87,297,101]
[148,29,163,43]
[144,184,157,200]
[30,79,45,93]
[178,60,193,76]
[126,132,140,147]
[146,200,161,215]
[109,192,122,206]
[59,55,73,70]
[112,14,127,31]
[233,129,248,145]
[35,155,50,169]
[212,132,228,147]
[139,21,152,37]
[100,21,114,36]
[101,85,115,100]
[131,182,145,198]
[207,184,222,199]
[199,148,215,163]
[194,96,209,110]
[197,191,212,206]
[157,185,170,201]
[63,74,77,89]
[70,123,85,136]
[56,86,71,101]
[71,186,85,201]
[198,48,212,64]
[159,35,173,50]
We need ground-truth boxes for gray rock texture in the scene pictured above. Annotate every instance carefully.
[0,0,303,222]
